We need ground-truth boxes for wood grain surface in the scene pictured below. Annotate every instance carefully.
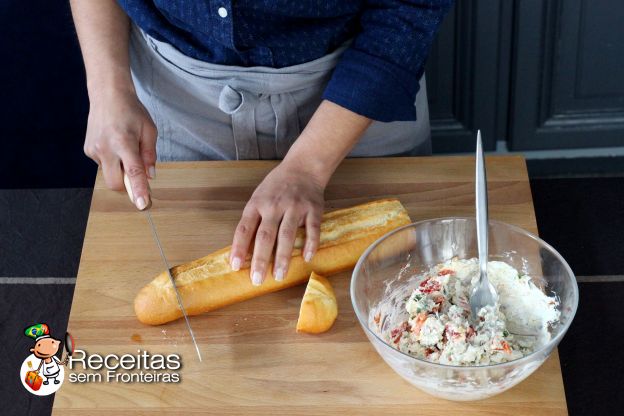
[52,156,567,415]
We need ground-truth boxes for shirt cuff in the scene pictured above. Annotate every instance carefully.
[322,48,421,122]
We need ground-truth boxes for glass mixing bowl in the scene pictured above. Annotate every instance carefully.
[351,218,578,401]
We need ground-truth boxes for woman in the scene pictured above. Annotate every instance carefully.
[70,0,453,286]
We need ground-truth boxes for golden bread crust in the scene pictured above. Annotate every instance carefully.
[296,272,338,334]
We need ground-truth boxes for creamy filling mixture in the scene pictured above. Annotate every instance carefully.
[373,258,560,366]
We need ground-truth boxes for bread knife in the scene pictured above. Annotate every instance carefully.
[123,174,203,362]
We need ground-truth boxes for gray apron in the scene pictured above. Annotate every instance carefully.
[129,25,431,161]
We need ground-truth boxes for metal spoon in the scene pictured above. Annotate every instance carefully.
[469,130,498,320]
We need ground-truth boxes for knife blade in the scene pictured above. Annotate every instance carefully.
[123,174,203,362]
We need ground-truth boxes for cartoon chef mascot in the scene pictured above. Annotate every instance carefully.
[25,323,68,385]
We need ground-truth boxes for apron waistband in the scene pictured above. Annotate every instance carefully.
[138,26,348,95]
[134,25,346,159]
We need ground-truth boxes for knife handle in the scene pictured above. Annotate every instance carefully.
[123,173,152,211]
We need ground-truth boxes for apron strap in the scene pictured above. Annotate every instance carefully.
[219,85,301,160]
[218,85,260,160]
[270,93,300,158]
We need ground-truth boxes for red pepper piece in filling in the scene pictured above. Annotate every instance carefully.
[494,340,512,354]
[411,313,428,335]
[421,281,441,294]
[445,325,457,339]
[419,276,442,293]
[391,321,409,343]
[431,299,444,312]
[419,277,431,288]
[466,326,476,338]
[438,269,454,276]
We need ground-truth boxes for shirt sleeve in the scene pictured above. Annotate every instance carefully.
[322,0,454,122]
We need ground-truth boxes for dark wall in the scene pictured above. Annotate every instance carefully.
[0,1,96,188]
[509,0,624,150]
[426,0,624,152]
[425,0,513,153]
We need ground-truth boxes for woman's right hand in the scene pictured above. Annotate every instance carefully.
[83,87,157,210]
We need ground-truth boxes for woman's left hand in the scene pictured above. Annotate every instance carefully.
[229,100,372,286]
[229,159,326,286]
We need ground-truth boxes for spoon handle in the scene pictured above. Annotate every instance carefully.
[476,130,489,279]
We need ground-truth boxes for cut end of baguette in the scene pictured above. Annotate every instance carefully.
[296,272,338,334]
[134,275,183,325]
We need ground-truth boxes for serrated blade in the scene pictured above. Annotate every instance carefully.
[145,210,202,362]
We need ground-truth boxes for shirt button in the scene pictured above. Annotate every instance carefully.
[217,7,228,18]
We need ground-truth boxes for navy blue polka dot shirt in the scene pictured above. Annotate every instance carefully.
[118,0,454,122]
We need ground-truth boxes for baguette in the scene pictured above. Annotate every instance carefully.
[296,272,338,334]
[134,198,411,325]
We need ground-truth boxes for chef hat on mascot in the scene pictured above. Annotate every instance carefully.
[24,323,51,341]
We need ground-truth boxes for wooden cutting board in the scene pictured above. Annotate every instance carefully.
[53,156,568,415]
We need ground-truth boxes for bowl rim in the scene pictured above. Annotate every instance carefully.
[350,216,579,370]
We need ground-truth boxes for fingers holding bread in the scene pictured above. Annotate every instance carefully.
[250,215,280,286]
[229,209,260,272]
[303,209,321,262]
[274,210,300,282]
